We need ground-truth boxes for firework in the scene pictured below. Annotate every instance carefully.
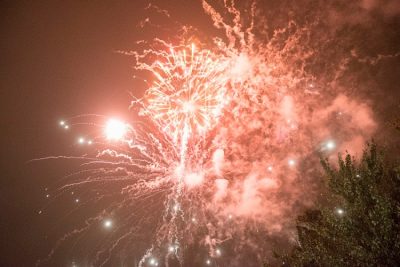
[138,43,229,143]
[40,1,380,266]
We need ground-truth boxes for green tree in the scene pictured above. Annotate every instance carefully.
[283,144,400,267]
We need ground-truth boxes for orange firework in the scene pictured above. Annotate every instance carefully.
[141,44,229,142]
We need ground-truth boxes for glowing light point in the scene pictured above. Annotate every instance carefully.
[191,217,196,223]
[149,258,158,266]
[206,259,211,265]
[60,120,70,129]
[87,140,93,145]
[75,198,79,203]
[168,244,178,253]
[105,119,127,141]
[183,101,196,114]
[228,214,233,220]
[326,140,335,150]
[216,248,221,256]
[336,208,344,215]
[173,204,179,212]
[78,137,85,144]
[288,159,296,166]
[103,219,112,228]
[267,165,273,172]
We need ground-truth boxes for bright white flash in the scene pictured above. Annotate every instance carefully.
[216,248,221,256]
[149,258,158,266]
[59,120,69,129]
[103,219,112,228]
[105,119,127,141]
[326,140,335,150]
[182,101,196,114]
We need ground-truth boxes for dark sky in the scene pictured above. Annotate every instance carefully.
[0,1,164,265]
[1,1,399,266]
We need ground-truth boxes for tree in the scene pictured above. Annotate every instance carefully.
[283,143,400,267]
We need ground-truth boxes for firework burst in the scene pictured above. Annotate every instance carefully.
[137,43,229,142]
[39,1,382,266]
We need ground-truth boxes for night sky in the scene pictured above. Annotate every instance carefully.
[1,1,157,265]
[1,1,399,266]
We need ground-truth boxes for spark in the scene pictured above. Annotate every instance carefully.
[59,120,70,129]
[326,140,335,150]
[173,204,179,212]
[336,208,344,215]
[103,219,112,228]
[105,119,127,141]
[288,159,296,166]
[216,248,221,256]
[168,244,178,253]
[149,258,158,266]
[78,137,85,144]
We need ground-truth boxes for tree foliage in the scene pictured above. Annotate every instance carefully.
[283,143,400,266]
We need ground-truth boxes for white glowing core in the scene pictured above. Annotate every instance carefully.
[326,140,335,150]
[182,101,196,114]
[184,172,204,188]
[105,119,127,141]
[104,219,112,228]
